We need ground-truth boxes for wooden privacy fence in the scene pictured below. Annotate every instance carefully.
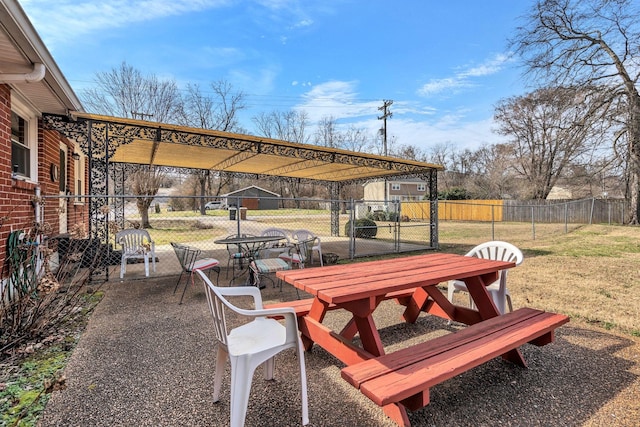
[403,200,503,222]
[402,198,629,224]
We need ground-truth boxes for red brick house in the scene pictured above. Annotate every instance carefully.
[0,1,85,268]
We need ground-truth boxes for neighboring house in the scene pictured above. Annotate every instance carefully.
[221,186,281,210]
[0,1,86,263]
[363,179,428,203]
[546,186,573,200]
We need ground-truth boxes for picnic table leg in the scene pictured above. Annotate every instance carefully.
[401,287,430,323]
[464,275,527,367]
[300,299,332,351]
[353,314,384,357]
[382,403,411,427]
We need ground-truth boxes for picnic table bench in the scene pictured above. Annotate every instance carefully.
[264,288,417,319]
[340,307,569,426]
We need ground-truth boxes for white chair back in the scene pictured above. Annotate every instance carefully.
[117,229,152,255]
[467,241,524,291]
[203,275,230,347]
[448,241,523,315]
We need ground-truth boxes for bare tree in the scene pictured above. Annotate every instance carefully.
[252,110,310,205]
[253,110,310,144]
[511,0,640,220]
[82,62,183,227]
[494,86,609,199]
[179,81,246,214]
[83,61,181,122]
[314,116,342,148]
[466,144,518,199]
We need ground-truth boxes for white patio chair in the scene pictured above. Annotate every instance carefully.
[259,227,291,258]
[116,229,156,278]
[171,242,220,304]
[195,269,309,427]
[447,241,524,315]
[291,229,323,266]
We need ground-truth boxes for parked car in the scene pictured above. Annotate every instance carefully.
[205,200,226,210]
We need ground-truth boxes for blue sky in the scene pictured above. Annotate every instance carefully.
[21,0,533,154]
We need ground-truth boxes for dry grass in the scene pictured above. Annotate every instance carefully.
[438,222,640,335]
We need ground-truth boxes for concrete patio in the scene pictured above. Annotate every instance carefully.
[39,268,640,426]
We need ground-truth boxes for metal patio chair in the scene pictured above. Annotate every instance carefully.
[171,242,220,304]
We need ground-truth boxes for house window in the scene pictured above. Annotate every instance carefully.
[391,183,401,191]
[11,111,30,177]
[11,96,37,180]
[417,183,426,192]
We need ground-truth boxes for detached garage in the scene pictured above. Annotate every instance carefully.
[222,186,281,210]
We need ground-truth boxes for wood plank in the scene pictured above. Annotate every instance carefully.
[356,312,569,406]
[276,254,514,300]
[298,316,373,365]
[341,308,544,388]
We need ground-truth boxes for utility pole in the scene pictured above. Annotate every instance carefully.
[378,100,393,156]
[378,100,393,206]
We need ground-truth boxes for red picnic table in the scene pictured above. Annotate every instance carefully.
[273,253,569,426]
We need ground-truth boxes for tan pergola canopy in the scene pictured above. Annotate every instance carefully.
[48,112,442,184]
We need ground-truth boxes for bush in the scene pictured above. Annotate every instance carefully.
[345,218,378,238]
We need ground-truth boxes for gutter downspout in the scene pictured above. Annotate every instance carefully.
[0,62,46,83]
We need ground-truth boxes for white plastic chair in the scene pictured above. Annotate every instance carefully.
[291,229,323,266]
[260,228,291,258]
[447,241,523,315]
[196,269,309,427]
[171,242,220,304]
[116,229,156,278]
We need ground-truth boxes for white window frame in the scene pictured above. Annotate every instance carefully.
[417,183,426,192]
[391,183,401,191]
[10,95,38,181]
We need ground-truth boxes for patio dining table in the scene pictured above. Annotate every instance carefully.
[214,235,287,285]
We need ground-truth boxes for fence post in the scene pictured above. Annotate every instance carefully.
[564,202,568,233]
[589,197,595,225]
[491,204,495,241]
[348,199,355,259]
[531,206,536,240]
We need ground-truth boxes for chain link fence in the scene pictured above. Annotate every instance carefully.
[30,195,629,286]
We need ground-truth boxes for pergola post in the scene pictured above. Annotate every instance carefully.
[330,182,341,236]
[428,169,439,249]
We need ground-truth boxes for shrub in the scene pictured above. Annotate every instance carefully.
[345,218,378,238]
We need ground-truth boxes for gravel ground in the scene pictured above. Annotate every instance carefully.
[39,275,640,427]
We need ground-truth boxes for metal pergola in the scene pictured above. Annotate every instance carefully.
[43,112,442,257]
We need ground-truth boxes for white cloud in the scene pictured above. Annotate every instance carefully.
[390,116,507,153]
[21,0,231,46]
[418,77,470,96]
[417,53,511,97]
[295,80,380,122]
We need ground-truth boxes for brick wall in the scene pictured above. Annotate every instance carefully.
[0,84,89,273]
